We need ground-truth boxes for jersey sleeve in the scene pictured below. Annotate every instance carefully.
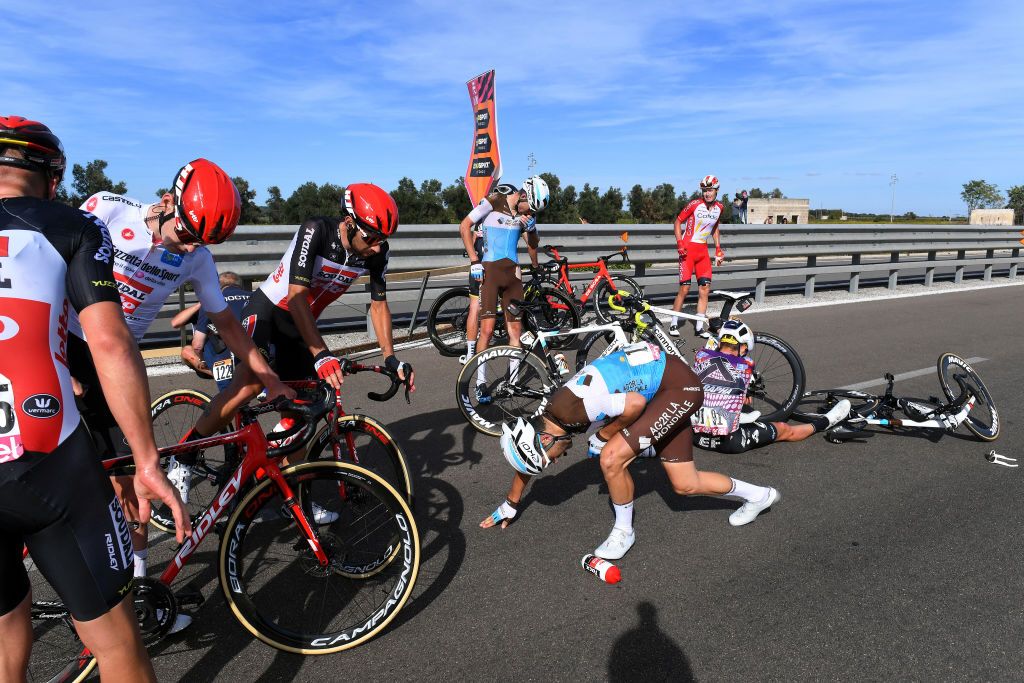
[194,310,210,335]
[467,198,494,224]
[676,200,699,223]
[65,212,121,313]
[367,242,389,301]
[289,219,325,287]
[188,249,228,316]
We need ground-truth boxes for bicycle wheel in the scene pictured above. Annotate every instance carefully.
[307,414,414,507]
[524,286,580,350]
[149,389,228,534]
[937,353,1000,441]
[592,276,644,323]
[219,461,420,654]
[426,286,471,357]
[795,389,882,420]
[456,345,556,436]
[746,332,806,423]
[574,329,627,372]
[27,568,97,683]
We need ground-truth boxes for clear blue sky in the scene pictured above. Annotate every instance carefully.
[7,0,1023,216]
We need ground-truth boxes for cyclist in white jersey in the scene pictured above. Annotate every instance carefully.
[483,341,780,562]
[68,160,289,629]
[0,115,189,682]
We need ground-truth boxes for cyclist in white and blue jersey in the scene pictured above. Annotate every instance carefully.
[482,341,780,562]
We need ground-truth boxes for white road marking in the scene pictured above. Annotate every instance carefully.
[839,357,987,391]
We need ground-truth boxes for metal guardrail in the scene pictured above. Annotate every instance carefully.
[148,223,1022,347]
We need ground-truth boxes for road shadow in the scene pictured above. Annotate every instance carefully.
[608,602,694,682]
[384,408,485,478]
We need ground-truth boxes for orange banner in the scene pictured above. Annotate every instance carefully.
[464,70,502,206]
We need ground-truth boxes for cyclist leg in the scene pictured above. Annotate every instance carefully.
[502,265,525,347]
[465,266,482,360]
[73,599,155,683]
[0,593,31,680]
[476,262,502,355]
[671,252,695,332]
[693,245,713,334]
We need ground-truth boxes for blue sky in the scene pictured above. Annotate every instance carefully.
[7,0,1023,216]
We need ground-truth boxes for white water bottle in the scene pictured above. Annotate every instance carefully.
[554,353,569,376]
[581,554,621,584]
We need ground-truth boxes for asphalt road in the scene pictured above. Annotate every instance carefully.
[132,284,1022,682]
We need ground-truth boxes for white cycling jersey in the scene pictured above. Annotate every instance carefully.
[70,193,227,341]
[468,191,537,264]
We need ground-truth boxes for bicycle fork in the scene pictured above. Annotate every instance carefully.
[267,466,330,567]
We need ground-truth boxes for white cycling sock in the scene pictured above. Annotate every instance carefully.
[612,501,634,532]
[728,478,770,503]
[133,549,148,579]
[476,362,487,386]
[466,340,476,358]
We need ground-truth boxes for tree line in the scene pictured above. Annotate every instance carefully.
[961,180,1024,223]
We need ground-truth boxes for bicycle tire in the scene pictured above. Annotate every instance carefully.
[306,414,414,507]
[592,276,644,324]
[746,332,806,423]
[795,389,882,420]
[148,389,230,534]
[937,353,1000,441]
[426,286,472,357]
[28,592,97,683]
[456,345,556,436]
[574,329,627,372]
[219,461,420,654]
[524,286,580,350]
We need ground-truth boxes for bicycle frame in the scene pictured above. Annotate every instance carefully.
[543,245,629,305]
[845,377,978,432]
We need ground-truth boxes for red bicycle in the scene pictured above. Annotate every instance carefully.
[29,381,420,681]
[536,244,644,322]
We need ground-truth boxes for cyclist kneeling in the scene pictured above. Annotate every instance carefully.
[692,320,850,454]
[482,342,780,562]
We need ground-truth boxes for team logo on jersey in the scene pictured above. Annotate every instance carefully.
[22,394,60,418]
[86,196,98,212]
[0,316,19,342]
[160,251,183,267]
[122,228,134,240]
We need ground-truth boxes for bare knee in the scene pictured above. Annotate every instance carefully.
[599,438,634,475]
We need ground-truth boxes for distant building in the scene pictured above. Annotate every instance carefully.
[969,209,1014,225]
[745,198,810,225]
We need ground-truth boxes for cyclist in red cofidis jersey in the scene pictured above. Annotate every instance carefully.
[670,175,724,338]
[0,115,189,683]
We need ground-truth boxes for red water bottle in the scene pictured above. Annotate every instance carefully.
[581,554,621,584]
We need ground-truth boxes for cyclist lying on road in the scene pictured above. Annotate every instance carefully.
[481,341,780,561]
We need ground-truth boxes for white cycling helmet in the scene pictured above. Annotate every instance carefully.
[700,175,720,191]
[521,176,550,213]
[717,319,754,350]
[500,418,550,476]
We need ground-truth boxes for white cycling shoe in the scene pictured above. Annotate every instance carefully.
[155,610,193,635]
[729,487,780,527]
[825,399,852,428]
[594,527,635,560]
[166,457,192,505]
[311,502,339,525]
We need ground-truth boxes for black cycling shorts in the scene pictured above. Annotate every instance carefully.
[241,290,315,382]
[693,421,779,454]
[68,335,132,460]
[619,356,704,463]
[0,424,134,621]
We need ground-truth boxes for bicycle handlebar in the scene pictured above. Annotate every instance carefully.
[341,360,412,404]
[241,382,337,460]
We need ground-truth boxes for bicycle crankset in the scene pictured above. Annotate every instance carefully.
[132,577,178,645]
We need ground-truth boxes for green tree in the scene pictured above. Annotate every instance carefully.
[59,159,127,207]
[232,176,262,225]
[649,183,678,222]
[390,177,421,223]
[960,179,1004,213]
[598,186,624,224]
[1005,185,1024,224]
[285,182,343,223]
[265,186,287,224]
[627,184,651,222]
[441,178,472,222]
[576,183,601,223]
[417,179,447,224]
[748,187,764,199]
[537,172,578,224]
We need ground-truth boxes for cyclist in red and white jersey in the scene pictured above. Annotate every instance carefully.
[68,160,288,614]
[670,175,725,338]
[0,115,189,682]
[184,183,414,464]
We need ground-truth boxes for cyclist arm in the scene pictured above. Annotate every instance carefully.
[461,198,493,262]
[525,229,539,269]
[170,302,202,329]
[209,308,292,398]
[366,248,414,388]
[674,201,697,249]
[480,471,531,529]
[180,330,212,377]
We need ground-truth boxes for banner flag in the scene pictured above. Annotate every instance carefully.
[464,70,502,206]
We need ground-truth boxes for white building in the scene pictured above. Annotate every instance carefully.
[744,198,810,225]
[969,209,1014,225]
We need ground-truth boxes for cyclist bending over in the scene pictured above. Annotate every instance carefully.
[670,175,724,338]
[459,177,547,398]
[483,341,780,561]
[691,320,851,453]
[0,115,189,682]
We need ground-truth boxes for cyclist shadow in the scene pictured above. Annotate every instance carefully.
[608,602,694,682]
[383,408,486,478]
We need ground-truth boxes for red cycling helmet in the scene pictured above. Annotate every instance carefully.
[0,116,67,183]
[171,159,241,244]
[343,183,399,239]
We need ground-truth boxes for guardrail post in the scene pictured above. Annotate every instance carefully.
[955,250,966,284]
[635,261,646,278]
[804,256,816,298]
[888,252,900,290]
[849,254,861,293]
[1011,248,1020,278]
[755,258,767,303]
[983,249,994,281]
[407,272,431,338]
[925,251,936,286]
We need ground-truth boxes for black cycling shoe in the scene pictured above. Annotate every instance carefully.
[475,383,492,405]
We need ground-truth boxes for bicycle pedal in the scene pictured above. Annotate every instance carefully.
[175,587,206,609]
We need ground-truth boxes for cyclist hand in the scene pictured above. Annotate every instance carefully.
[385,356,416,393]
[133,462,193,544]
[314,350,345,391]
[676,239,687,257]
[714,248,725,266]
[264,376,297,401]
[470,262,483,281]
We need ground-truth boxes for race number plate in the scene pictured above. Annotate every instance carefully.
[212,358,234,383]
